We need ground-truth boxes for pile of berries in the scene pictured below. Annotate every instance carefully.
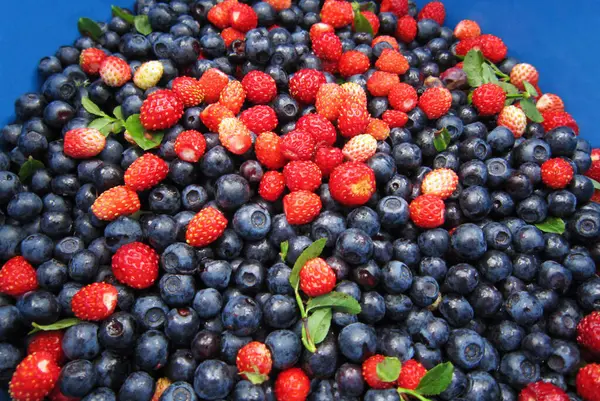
[1,0,600,400]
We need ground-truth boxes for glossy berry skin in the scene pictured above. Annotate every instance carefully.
[186,207,228,247]
[71,282,118,321]
[541,158,574,189]
[63,128,106,159]
[299,258,336,297]
[418,87,452,119]
[519,381,569,401]
[140,90,184,131]
[289,68,326,104]
[9,351,60,401]
[398,359,427,390]
[283,191,322,225]
[91,186,141,221]
[0,256,38,297]
[576,364,600,401]
[283,161,322,192]
[124,153,169,192]
[329,162,377,206]
[236,341,272,383]
[409,194,445,228]
[362,355,396,389]
[472,83,506,116]
[111,242,159,290]
[274,368,310,401]
[577,311,600,353]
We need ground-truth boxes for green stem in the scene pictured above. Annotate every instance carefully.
[294,287,316,353]
[487,61,509,79]
[397,388,432,401]
[505,93,524,99]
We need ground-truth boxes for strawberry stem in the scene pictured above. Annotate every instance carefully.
[294,287,316,352]
[397,388,432,401]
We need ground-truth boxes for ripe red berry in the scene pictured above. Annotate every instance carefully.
[342,134,377,163]
[299,258,336,297]
[418,1,445,25]
[382,110,409,128]
[314,146,344,177]
[320,0,354,28]
[9,352,60,401]
[409,194,445,228]
[186,207,228,247]
[198,68,229,104]
[315,83,343,121]
[63,128,106,159]
[295,114,337,146]
[498,105,527,137]
[236,341,272,384]
[395,15,417,43]
[229,2,258,32]
[255,131,287,169]
[79,48,107,76]
[380,0,409,17]
[71,282,118,321]
[519,381,569,401]
[283,160,322,192]
[239,105,278,134]
[454,20,481,40]
[259,171,285,201]
[218,117,253,155]
[338,51,371,78]
[578,312,600,353]
[221,27,245,47]
[338,101,370,138]
[577,364,600,401]
[172,76,205,107]
[362,355,398,389]
[312,32,342,61]
[536,93,564,114]
[0,256,37,297]
[283,191,322,225]
[124,153,169,192]
[510,63,539,91]
[586,149,600,182]
[242,70,278,104]
[112,241,159,289]
[421,168,459,199]
[140,89,184,130]
[309,22,335,43]
[478,34,508,63]
[541,158,574,189]
[289,69,327,104]
[388,83,418,112]
[372,35,399,51]
[472,83,507,116]
[27,331,65,365]
[418,87,452,119]
[329,162,376,206]
[174,130,207,163]
[398,359,427,390]
[281,130,316,161]
[91,186,141,221]
[541,110,579,134]
[375,48,409,75]
[201,103,235,132]
[367,71,400,97]
[274,368,310,401]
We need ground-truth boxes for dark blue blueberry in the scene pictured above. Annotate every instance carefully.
[67,250,99,284]
[232,203,271,241]
[310,211,346,248]
[220,330,251,364]
[193,359,234,400]
[20,233,53,264]
[302,334,337,378]
[563,251,595,281]
[377,196,409,228]
[36,259,68,293]
[262,294,297,329]
[190,330,221,362]
[504,291,543,326]
[94,350,128,390]
[161,242,198,274]
[391,239,420,267]
[165,307,201,347]
[59,359,96,398]
[440,294,474,328]
[538,260,572,294]
[0,225,25,260]
[380,261,412,294]
[477,250,513,283]
[451,224,487,260]
[0,343,22,383]
[338,322,377,363]
[577,277,600,311]
[417,228,449,257]
[148,184,181,215]
[63,322,101,360]
[568,209,600,239]
[16,290,59,325]
[132,294,169,331]
[135,330,169,372]
[469,283,502,318]
[159,274,196,307]
[547,298,581,339]
[547,189,578,218]
[359,291,386,324]
[392,143,422,170]
[478,338,499,372]
[104,217,143,253]
[234,261,265,294]
[345,207,379,237]
[118,371,155,401]
[445,329,484,370]
[351,260,380,291]
[263,329,300,371]
[521,332,553,363]
[547,339,580,374]
[222,295,263,335]
[199,260,232,290]
[364,389,401,401]
[488,320,525,353]
[81,387,116,401]
[418,317,450,349]
[439,367,468,400]
[335,228,373,265]
[444,263,480,295]
[413,342,443,369]
[98,311,136,352]
[266,263,293,296]
[0,306,23,342]
[462,371,500,401]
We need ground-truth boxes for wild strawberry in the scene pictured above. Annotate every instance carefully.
[398,359,427,390]
[320,0,354,28]
[309,22,335,43]
[454,19,481,40]
[281,130,316,161]
[124,153,169,191]
[259,171,285,201]
[409,194,445,228]
[312,32,343,61]
[112,241,159,289]
[541,110,579,134]
[99,56,131,87]
[27,331,65,365]
[9,352,60,401]
[219,117,253,155]
[236,341,272,384]
[289,69,327,104]
[395,15,417,43]
[338,102,370,138]
[455,37,480,57]
[577,364,600,401]
[341,82,368,107]
[174,130,207,162]
[367,71,400,98]
[63,127,106,159]
[418,87,452,119]
[354,10,380,35]
[315,83,343,121]
[186,206,228,247]
[264,0,291,11]
[498,105,527,137]
[342,134,377,162]
[295,114,337,146]
[510,63,539,91]
[536,93,564,114]
[91,185,141,221]
[0,256,37,297]
[219,80,246,114]
[71,282,118,321]
[329,162,376,206]
[133,60,164,90]
[382,110,409,128]
[380,0,409,18]
[274,368,310,401]
[421,168,459,199]
[388,83,418,112]
[283,191,322,225]
[519,382,569,401]
[375,48,409,75]
[239,105,278,133]
[207,0,236,29]
[255,131,287,169]
[578,311,600,353]
[314,146,344,177]
[586,149,600,181]
[338,50,370,78]
[151,378,172,401]
[541,158,574,189]
[362,355,399,389]
[366,118,390,141]
[418,1,445,24]
[372,35,399,51]
[283,160,322,192]
[172,76,204,107]
[299,257,336,297]
[201,103,235,132]
[79,47,107,76]
[478,34,508,63]
[230,2,258,32]
[198,68,229,104]
[472,83,506,116]
[140,89,184,130]
[221,27,245,47]
[242,70,278,104]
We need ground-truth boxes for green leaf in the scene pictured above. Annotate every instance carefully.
[590,178,600,190]
[520,98,544,123]
[376,357,401,383]
[289,238,327,290]
[78,17,102,41]
[481,64,499,84]
[523,80,539,98]
[306,292,361,314]
[134,15,152,35]
[467,91,473,105]
[29,318,80,335]
[498,82,520,96]
[353,11,374,35]
[535,217,566,234]
[433,127,451,152]
[463,50,485,88]
[82,97,111,118]
[18,157,45,182]
[113,106,124,121]
[416,362,454,396]
[280,241,289,262]
[124,114,164,150]
[111,5,135,24]
[303,308,332,346]
[111,120,125,134]
[243,372,269,385]
[89,117,114,133]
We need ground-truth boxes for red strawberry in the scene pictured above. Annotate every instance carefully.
[367,71,400,97]
[140,89,184,130]
[186,207,228,247]
[314,146,344,177]
[409,194,445,228]
[236,341,272,384]
[79,48,107,76]
[91,185,141,221]
[172,76,204,107]
[577,364,600,401]
[198,68,230,104]
[63,128,106,159]
[255,131,287,169]
[289,69,327,104]
[283,160,322,192]
[398,359,427,390]
[354,11,380,35]
[366,118,390,141]
[419,86,452,119]
[536,94,564,114]
[207,0,237,29]
[388,83,418,112]
[0,256,37,297]
[380,0,409,18]
[541,110,579,134]
[338,102,370,138]
[259,171,285,201]
[372,35,399,51]
[221,27,245,47]
[541,158,574,189]
[299,257,336,297]
[329,162,376,206]
[455,37,480,58]
[99,56,131,87]
[510,63,539,91]
[382,110,409,128]
[219,80,246,114]
[313,32,343,62]
[395,15,417,43]
[341,82,368,107]
[338,50,370,78]
[478,34,508,63]
[27,331,65,365]
[472,83,506,116]
[230,2,258,32]
[586,149,600,181]
[342,134,377,162]
[309,22,335,43]
[375,48,409,75]
[578,311,600,353]
[264,0,291,11]
[281,130,316,161]
[418,1,445,25]
[320,0,354,28]
[454,20,481,40]
[321,60,340,76]
[315,83,343,121]
[71,282,118,321]
[124,153,169,191]
[239,105,278,133]
[498,105,527,137]
[9,352,60,401]
[274,368,310,401]
[519,382,569,401]
[112,242,159,289]
[242,70,278,104]
[174,130,207,162]
[421,168,459,199]
[219,117,253,155]
[201,103,235,132]
[362,355,399,389]
[283,191,322,225]
[296,114,337,146]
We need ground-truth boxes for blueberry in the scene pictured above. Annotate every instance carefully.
[104,217,143,253]
[149,184,181,215]
[364,389,401,401]
[413,342,443,369]
[444,263,480,294]
[547,339,580,374]
[199,259,232,290]
[445,329,484,370]
[439,367,468,400]
[187,329,220,363]
[132,294,170,331]
[439,294,474,328]
[94,350,128,390]
[118,371,155,401]
[63,322,100,360]
[451,223,487,259]
[0,343,22,383]
[159,274,196,307]
[161,242,198,274]
[462,371,500,401]
[488,320,525,353]
[311,211,346,248]
[538,260,572,294]
[193,359,234,400]
[134,330,169,372]
[16,290,59,325]
[81,387,116,401]
[381,261,412,294]
[338,322,377,363]
[222,295,263,335]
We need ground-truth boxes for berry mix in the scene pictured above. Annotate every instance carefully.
[0,0,599,400]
